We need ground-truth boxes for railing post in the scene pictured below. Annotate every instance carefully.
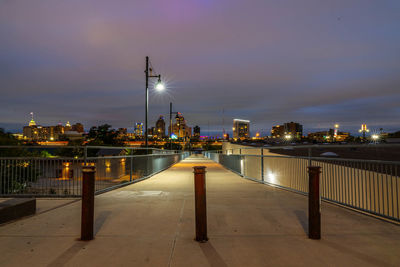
[261,148,264,182]
[308,147,312,166]
[129,156,133,182]
[81,165,95,241]
[308,166,321,240]
[193,166,208,242]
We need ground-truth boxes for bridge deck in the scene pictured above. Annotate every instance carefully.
[1,155,400,266]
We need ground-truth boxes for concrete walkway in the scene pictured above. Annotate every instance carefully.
[1,155,400,267]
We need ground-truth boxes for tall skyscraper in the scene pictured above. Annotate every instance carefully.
[233,119,250,139]
[155,116,166,138]
[171,112,192,139]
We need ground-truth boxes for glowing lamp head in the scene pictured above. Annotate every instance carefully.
[155,76,165,91]
[371,134,379,140]
[334,124,339,128]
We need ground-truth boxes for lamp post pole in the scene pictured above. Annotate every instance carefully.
[145,56,149,149]
[144,56,163,149]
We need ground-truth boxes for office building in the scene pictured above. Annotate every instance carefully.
[134,123,143,137]
[233,119,250,139]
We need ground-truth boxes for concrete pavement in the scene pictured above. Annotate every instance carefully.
[1,155,400,266]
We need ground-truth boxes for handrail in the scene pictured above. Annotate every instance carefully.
[205,150,400,165]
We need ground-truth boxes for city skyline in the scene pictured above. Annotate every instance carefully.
[1,1,400,136]
[9,112,393,138]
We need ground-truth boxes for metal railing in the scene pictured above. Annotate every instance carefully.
[204,149,400,223]
[0,146,189,197]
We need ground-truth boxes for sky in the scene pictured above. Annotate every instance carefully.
[1,0,400,136]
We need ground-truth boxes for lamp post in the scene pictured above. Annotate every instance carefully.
[145,56,165,149]
[169,102,178,150]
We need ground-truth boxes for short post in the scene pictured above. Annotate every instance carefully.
[81,165,95,241]
[193,166,208,242]
[308,166,321,239]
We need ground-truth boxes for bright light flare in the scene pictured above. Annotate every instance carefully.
[155,81,165,91]
[268,172,276,184]
[371,134,379,140]
[284,134,292,140]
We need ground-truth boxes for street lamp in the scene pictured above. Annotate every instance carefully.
[145,56,165,148]
[371,134,379,141]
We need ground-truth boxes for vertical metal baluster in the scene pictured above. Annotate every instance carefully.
[360,161,364,210]
[351,161,354,207]
[370,162,373,213]
[377,163,381,215]
[395,164,399,220]
[385,164,389,217]
[390,164,394,219]
[0,159,2,195]
[330,162,333,200]
[10,159,13,194]
[334,161,338,201]
[356,161,363,209]
[341,162,344,203]
[17,159,21,195]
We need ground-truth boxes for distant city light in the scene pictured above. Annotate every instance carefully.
[359,124,370,133]
[284,134,292,140]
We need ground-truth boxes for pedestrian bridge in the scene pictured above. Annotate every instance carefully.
[1,155,399,266]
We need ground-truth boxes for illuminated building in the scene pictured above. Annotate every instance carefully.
[334,124,339,139]
[271,125,285,138]
[28,112,36,126]
[271,122,302,140]
[283,122,303,140]
[155,116,166,138]
[170,112,192,139]
[233,119,250,139]
[134,122,143,137]
[22,114,79,141]
[65,121,72,131]
[308,130,350,142]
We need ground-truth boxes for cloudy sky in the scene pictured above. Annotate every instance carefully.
[1,0,400,136]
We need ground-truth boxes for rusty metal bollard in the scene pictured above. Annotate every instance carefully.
[308,166,321,239]
[193,166,208,242]
[81,165,95,241]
